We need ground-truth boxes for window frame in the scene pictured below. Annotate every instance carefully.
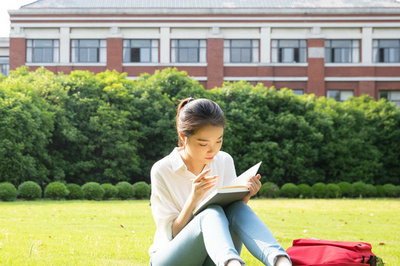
[379,91,400,107]
[0,57,9,76]
[71,39,107,63]
[327,90,354,102]
[271,39,307,63]
[224,39,259,64]
[373,39,400,63]
[325,39,360,63]
[26,39,59,63]
[171,39,207,63]
[123,39,158,63]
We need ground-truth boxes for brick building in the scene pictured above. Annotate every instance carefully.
[8,0,400,105]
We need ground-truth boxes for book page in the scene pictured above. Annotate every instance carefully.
[228,161,262,187]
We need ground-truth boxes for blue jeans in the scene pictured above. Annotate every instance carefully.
[150,201,290,266]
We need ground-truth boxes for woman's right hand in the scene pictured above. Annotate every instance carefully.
[190,169,218,203]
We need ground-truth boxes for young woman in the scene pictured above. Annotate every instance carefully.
[149,97,291,266]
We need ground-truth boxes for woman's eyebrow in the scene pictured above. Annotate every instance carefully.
[196,135,223,141]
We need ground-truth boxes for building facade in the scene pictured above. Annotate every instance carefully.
[0,38,9,76]
[8,0,400,105]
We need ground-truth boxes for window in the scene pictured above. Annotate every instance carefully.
[26,39,59,63]
[292,89,304,95]
[71,39,106,63]
[272,40,307,63]
[123,40,158,63]
[373,40,400,63]
[327,90,354,102]
[325,40,359,63]
[171,40,206,63]
[0,57,9,76]
[379,91,400,107]
[224,40,259,63]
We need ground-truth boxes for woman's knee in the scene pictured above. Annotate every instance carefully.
[200,204,225,217]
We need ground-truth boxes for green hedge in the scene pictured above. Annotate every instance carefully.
[0,67,399,186]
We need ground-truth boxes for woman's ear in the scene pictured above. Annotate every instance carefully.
[178,132,186,144]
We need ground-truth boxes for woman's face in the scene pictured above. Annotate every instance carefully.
[182,124,224,165]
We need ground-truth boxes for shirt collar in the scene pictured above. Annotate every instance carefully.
[170,147,186,172]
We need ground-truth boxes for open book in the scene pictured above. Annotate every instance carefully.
[193,161,262,215]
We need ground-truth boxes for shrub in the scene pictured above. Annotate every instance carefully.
[364,184,377,197]
[18,181,42,200]
[383,184,397,197]
[376,185,385,197]
[312,182,328,198]
[44,182,69,200]
[297,184,313,199]
[66,184,84,199]
[259,182,279,198]
[132,182,151,199]
[338,182,354,198]
[326,183,342,198]
[81,182,104,200]
[116,181,134,199]
[0,182,18,201]
[101,183,118,199]
[352,181,368,198]
[395,186,400,197]
[280,183,300,198]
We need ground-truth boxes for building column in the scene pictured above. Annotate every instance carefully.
[10,38,26,70]
[60,27,70,64]
[206,27,224,90]
[260,27,271,63]
[107,27,123,73]
[9,26,26,70]
[307,37,325,97]
[362,27,373,64]
[160,27,170,64]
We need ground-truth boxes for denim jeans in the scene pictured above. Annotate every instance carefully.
[150,201,290,266]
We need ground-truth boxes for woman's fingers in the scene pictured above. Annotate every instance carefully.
[193,169,211,183]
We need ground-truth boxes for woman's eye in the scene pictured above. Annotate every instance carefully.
[199,143,207,147]
[217,140,223,144]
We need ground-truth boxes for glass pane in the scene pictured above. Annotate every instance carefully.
[340,91,354,101]
[231,40,251,48]
[33,40,53,47]
[79,40,99,48]
[131,40,151,48]
[123,48,130,62]
[292,89,304,95]
[299,48,307,63]
[271,40,278,48]
[240,48,251,63]
[140,48,151,62]
[123,40,130,47]
[379,91,388,99]
[99,47,106,63]
[281,48,294,63]
[379,40,399,48]
[27,48,32,62]
[199,47,206,63]
[279,40,299,48]
[179,40,199,48]
[224,47,230,63]
[252,47,259,63]
[131,48,140,62]
[0,57,9,64]
[231,48,242,63]
[151,47,158,63]
[390,91,400,100]
[331,40,352,48]
[271,48,278,63]
[327,90,340,101]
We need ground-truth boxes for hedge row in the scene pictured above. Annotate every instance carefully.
[0,181,150,201]
[1,67,400,186]
[258,181,400,198]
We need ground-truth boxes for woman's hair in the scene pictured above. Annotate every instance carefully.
[176,97,225,146]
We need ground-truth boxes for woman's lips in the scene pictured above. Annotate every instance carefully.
[206,157,214,160]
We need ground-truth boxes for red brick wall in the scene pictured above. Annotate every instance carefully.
[107,38,123,73]
[307,38,325,97]
[10,38,26,70]
[206,38,223,90]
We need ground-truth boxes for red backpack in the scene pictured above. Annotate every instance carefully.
[286,239,381,266]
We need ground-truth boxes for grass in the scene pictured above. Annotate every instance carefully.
[0,199,399,265]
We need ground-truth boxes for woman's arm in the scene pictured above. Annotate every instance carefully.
[172,169,218,238]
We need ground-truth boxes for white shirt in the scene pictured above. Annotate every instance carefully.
[149,147,237,255]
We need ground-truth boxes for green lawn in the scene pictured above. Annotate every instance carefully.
[0,199,399,265]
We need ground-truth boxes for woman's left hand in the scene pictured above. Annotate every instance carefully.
[247,174,262,197]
